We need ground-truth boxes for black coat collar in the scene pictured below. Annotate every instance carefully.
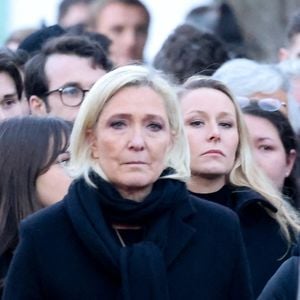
[231,186,278,214]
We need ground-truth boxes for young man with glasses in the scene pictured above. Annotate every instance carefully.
[25,34,112,122]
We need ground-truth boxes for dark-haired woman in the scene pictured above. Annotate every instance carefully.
[242,101,300,208]
[0,116,72,296]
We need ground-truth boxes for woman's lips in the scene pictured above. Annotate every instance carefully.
[201,150,225,156]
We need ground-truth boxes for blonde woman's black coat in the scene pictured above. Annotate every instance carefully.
[3,178,253,300]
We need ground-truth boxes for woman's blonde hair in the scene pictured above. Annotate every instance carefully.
[179,76,300,243]
[69,64,190,186]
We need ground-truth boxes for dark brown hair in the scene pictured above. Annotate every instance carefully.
[153,24,229,84]
[0,116,72,287]
[0,48,25,100]
[242,102,300,207]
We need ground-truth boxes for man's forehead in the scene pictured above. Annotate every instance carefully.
[98,2,148,24]
[44,54,106,89]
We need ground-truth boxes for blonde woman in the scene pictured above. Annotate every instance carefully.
[179,76,300,298]
[3,66,253,299]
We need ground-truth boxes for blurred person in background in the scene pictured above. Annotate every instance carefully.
[57,0,95,29]
[279,9,300,61]
[279,59,300,135]
[24,34,112,122]
[277,9,300,139]
[18,23,112,60]
[0,116,72,297]
[4,28,37,52]
[213,58,289,116]
[153,24,229,84]
[66,23,112,57]
[0,48,29,120]
[185,3,246,58]
[89,0,150,66]
[179,77,300,297]
[18,25,66,57]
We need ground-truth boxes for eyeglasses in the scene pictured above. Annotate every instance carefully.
[44,85,90,107]
[236,96,287,112]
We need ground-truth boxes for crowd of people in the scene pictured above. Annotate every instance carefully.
[1,0,300,299]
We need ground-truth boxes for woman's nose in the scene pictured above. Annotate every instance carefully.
[207,124,221,142]
[127,128,145,150]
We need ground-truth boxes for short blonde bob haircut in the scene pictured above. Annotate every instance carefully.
[69,64,190,186]
[179,76,300,243]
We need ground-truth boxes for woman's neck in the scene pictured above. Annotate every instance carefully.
[187,175,226,194]
[116,185,153,202]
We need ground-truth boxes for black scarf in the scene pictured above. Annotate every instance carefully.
[65,172,190,300]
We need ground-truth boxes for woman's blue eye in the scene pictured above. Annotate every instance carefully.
[190,120,204,127]
[219,122,233,128]
[110,121,126,129]
[258,145,273,151]
[148,123,163,131]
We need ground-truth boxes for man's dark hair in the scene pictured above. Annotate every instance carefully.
[24,35,112,102]
[0,47,26,100]
[18,25,66,57]
[58,0,95,24]
[185,3,245,58]
[66,23,112,54]
[153,24,230,84]
[286,10,300,44]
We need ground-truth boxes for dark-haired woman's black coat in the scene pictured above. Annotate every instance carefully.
[258,256,298,300]
[0,251,12,299]
[3,181,253,300]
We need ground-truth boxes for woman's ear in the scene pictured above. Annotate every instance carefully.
[285,149,297,177]
[86,128,99,159]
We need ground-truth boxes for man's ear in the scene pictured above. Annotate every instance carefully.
[278,47,290,61]
[86,128,99,159]
[29,95,48,116]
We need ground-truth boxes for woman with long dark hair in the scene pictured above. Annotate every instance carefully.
[0,116,72,296]
[242,101,300,208]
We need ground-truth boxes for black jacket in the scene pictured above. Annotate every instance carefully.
[0,251,12,299]
[3,179,253,300]
[192,185,292,298]
[258,256,298,300]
